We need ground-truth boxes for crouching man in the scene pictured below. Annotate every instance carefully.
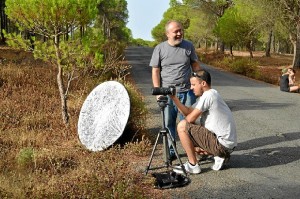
[171,70,237,174]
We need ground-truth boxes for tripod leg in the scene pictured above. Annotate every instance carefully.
[145,131,161,175]
[167,133,188,176]
[161,130,170,166]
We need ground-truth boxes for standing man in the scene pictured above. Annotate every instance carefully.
[149,20,202,160]
[171,70,237,174]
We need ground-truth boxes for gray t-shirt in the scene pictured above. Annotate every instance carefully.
[193,89,237,149]
[149,40,198,92]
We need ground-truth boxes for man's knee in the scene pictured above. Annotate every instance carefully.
[177,119,187,134]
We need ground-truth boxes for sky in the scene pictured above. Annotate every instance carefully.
[126,0,170,41]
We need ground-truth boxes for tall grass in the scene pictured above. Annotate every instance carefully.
[0,48,161,198]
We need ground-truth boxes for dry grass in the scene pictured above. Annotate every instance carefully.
[0,46,165,198]
[198,49,300,85]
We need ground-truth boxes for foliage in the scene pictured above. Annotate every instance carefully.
[4,0,132,124]
[4,0,101,124]
[5,0,99,34]
[274,0,300,68]
[229,58,260,78]
[185,7,217,48]
[214,7,244,47]
[96,0,129,40]
[130,38,157,47]
[213,56,260,79]
[151,4,191,43]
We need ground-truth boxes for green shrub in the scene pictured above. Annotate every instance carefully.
[217,57,261,79]
[16,147,35,169]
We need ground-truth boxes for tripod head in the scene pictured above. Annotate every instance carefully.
[157,96,168,109]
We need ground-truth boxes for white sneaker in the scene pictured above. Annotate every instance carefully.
[173,161,201,174]
[211,156,225,171]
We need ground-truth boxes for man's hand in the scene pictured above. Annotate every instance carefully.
[195,147,211,155]
[168,88,176,100]
[156,95,162,101]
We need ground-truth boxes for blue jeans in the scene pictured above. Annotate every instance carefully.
[165,90,196,154]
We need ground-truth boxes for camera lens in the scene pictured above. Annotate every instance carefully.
[151,86,176,95]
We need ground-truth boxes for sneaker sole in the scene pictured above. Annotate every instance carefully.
[173,167,201,174]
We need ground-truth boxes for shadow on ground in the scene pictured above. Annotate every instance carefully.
[232,132,300,168]
[226,99,293,111]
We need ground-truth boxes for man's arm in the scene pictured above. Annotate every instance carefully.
[152,67,161,87]
[170,95,193,117]
[191,61,201,72]
[185,108,202,123]
[171,95,202,123]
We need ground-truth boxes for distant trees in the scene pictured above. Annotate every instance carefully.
[151,0,300,68]
[151,3,191,42]
[4,0,130,124]
[275,0,300,68]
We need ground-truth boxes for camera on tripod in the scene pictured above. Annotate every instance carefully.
[151,86,176,96]
[145,85,188,179]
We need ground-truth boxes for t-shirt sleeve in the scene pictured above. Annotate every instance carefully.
[149,46,160,68]
[195,92,212,112]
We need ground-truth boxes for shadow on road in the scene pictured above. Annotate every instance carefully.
[237,132,300,151]
[233,132,300,168]
[226,99,293,111]
[232,146,300,168]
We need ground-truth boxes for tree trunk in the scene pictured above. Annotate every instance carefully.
[54,35,69,124]
[265,30,272,57]
[246,40,253,58]
[276,41,280,54]
[0,0,7,44]
[292,39,300,69]
[230,44,233,56]
[271,33,275,53]
[292,23,300,69]
[219,41,225,53]
[214,41,218,51]
[196,39,201,48]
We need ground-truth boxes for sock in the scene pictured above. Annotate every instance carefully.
[189,161,196,166]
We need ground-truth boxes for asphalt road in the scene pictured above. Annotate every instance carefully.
[125,46,300,199]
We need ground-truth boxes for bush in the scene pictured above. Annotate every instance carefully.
[116,80,149,144]
[16,147,35,169]
[214,57,261,79]
[229,58,260,79]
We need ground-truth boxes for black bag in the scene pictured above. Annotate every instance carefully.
[152,171,190,189]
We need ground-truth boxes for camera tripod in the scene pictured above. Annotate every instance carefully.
[145,96,187,176]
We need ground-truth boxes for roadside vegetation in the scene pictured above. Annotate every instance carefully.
[0,0,161,198]
[198,49,298,86]
[0,46,161,198]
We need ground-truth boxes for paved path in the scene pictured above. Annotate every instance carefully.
[125,46,300,199]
